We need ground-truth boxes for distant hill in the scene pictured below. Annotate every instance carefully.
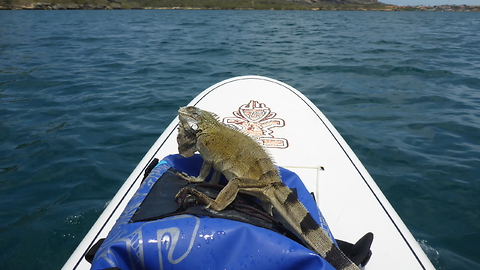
[1,0,386,10]
[2,0,477,11]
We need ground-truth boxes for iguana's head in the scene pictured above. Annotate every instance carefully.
[178,106,219,132]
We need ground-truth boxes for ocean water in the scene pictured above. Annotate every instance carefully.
[1,10,479,269]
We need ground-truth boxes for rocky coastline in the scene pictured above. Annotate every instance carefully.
[1,0,126,9]
[0,0,479,11]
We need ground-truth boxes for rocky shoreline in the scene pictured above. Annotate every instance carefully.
[1,1,125,9]
[1,1,479,11]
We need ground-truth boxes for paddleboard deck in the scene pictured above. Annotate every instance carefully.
[63,76,435,270]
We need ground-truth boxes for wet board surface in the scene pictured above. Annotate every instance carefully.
[63,76,435,270]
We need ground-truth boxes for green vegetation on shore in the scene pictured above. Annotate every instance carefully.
[1,0,479,11]
[0,0,390,11]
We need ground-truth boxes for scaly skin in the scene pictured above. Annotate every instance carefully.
[175,106,360,270]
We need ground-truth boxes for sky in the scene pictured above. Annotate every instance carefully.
[382,0,479,5]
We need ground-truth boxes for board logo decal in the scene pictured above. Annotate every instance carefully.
[223,100,288,149]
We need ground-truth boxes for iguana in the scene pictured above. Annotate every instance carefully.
[175,106,361,270]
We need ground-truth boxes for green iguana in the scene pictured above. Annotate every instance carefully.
[175,106,360,270]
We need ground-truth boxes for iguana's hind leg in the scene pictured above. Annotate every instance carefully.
[176,187,216,207]
[176,178,271,212]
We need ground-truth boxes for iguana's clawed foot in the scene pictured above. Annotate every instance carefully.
[176,172,204,183]
[175,187,216,210]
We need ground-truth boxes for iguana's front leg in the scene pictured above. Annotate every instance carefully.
[176,178,271,211]
[177,160,213,183]
[210,169,222,184]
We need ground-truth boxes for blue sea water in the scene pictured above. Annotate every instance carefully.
[1,10,479,270]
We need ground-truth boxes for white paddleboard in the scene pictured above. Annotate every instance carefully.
[63,76,435,270]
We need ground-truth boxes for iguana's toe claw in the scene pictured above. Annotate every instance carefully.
[176,172,196,181]
[175,187,197,206]
[176,172,190,179]
[176,172,204,183]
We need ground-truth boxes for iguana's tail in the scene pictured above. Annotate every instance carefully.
[270,184,361,270]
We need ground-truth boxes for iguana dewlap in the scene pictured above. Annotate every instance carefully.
[175,106,360,270]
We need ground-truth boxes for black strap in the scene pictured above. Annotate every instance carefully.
[336,232,374,267]
[85,238,105,263]
[142,158,159,182]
